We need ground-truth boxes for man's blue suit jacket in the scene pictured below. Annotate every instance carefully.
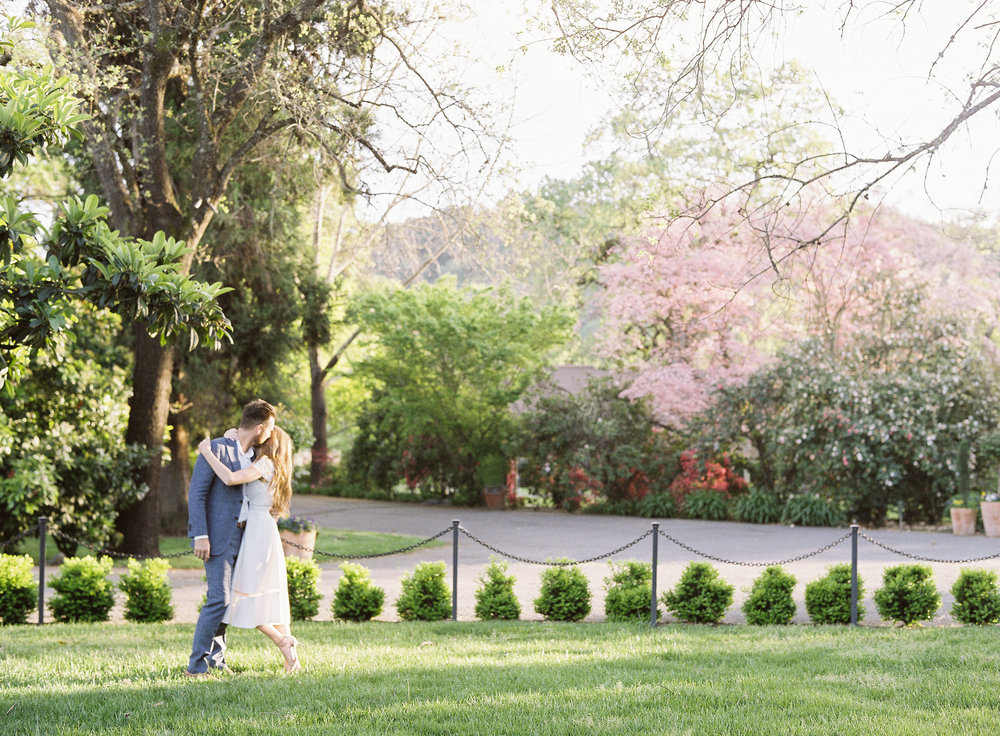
[187,437,245,554]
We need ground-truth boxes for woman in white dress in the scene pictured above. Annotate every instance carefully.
[198,426,301,673]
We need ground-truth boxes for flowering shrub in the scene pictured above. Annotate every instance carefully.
[668,450,747,510]
[704,314,1000,525]
[518,378,681,510]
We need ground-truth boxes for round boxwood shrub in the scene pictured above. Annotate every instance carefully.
[534,561,591,622]
[603,560,656,622]
[285,556,322,621]
[683,490,730,521]
[49,556,115,623]
[733,487,782,524]
[873,563,940,626]
[742,565,796,625]
[0,554,38,625]
[118,557,174,623]
[661,561,733,624]
[804,564,864,624]
[396,561,451,621]
[332,562,385,622]
[474,558,520,621]
[951,568,1000,625]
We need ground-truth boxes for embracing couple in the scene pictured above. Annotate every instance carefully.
[184,398,302,677]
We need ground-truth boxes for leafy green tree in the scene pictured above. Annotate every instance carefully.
[0,17,231,391]
[517,377,680,510]
[346,278,571,502]
[0,310,152,555]
[35,0,496,554]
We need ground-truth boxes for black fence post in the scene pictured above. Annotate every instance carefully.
[850,524,859,627]
[451,520,459,622]
[650,522,659,627]
[38,516,47,625]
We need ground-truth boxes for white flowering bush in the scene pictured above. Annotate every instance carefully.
[703,306,1000,526]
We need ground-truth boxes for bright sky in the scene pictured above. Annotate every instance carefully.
[458,0,998,223]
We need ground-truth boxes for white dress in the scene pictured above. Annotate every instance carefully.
[224,458,291,627]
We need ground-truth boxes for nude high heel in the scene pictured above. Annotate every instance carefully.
[277,635,301,673]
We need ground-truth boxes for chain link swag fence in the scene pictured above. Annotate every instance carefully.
[6,516,1000,625]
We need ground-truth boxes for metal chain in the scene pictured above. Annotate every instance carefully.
[48,530,193,560]
[657,529,854,567]
[858,531,1000,564]
[0,528,36,548]
[304,526,455,560]
[458,526,654,566]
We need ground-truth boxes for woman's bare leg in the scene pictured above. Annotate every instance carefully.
[257,623,300,672]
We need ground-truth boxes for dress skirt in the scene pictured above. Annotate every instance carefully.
[224,505,291,628]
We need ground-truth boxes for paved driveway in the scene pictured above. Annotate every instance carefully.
[158,495,1000,626]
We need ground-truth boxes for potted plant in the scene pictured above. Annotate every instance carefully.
[982,492,1000,537]
[478,453,508,510]
[277,516,319,558]
[950,440,977,535]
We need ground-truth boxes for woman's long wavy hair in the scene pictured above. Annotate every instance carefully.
[257,426,293,517]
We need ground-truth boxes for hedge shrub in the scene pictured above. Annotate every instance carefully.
[742,565,796,625]
[733,487,782,524]
[534,561,591,622]
[636,492,677,519]
[661,562,733,623]
[286,556,322,621]
[873,564,940,625]
[951,568,1000,625]
[49,556,115,623]
[474,558,520,621]
[118,558,173,623]
[804,564,864,624]
[603,560,656,622]
[0,554,37,625]
[781,494,845,527]
[396,561,451,621]
[683,490,730,521]
[332,562,385,622]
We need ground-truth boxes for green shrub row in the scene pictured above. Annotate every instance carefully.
[632,487,845,526]
[8,554,1000,626]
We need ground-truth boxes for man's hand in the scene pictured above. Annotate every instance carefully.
[194,538,211,561]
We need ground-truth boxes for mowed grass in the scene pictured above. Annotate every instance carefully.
[14,529,443,570]
[4,622,1000,735]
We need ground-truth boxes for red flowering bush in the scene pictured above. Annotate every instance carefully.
[668,450,747,510]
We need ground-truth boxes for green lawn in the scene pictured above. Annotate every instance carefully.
[3,621,1000,735]
[14,529,443,570]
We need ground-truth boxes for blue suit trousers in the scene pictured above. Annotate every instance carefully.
[187,528,243,674]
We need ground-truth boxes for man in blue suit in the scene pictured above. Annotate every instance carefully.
[185,399,276,677]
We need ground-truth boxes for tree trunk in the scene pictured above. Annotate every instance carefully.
[159,405,191,536]
[309,344,329,487]
[116,329,173,556]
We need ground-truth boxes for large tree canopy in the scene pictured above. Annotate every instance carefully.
[0,16,231,389]
[29,0,497,553]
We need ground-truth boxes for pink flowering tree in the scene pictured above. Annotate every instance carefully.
[600,199,999,429]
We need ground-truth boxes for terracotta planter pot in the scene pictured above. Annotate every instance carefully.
[950,507,977,536]
[279,529,317,558]
[981,502,1000,537]
[482,485,506,510]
